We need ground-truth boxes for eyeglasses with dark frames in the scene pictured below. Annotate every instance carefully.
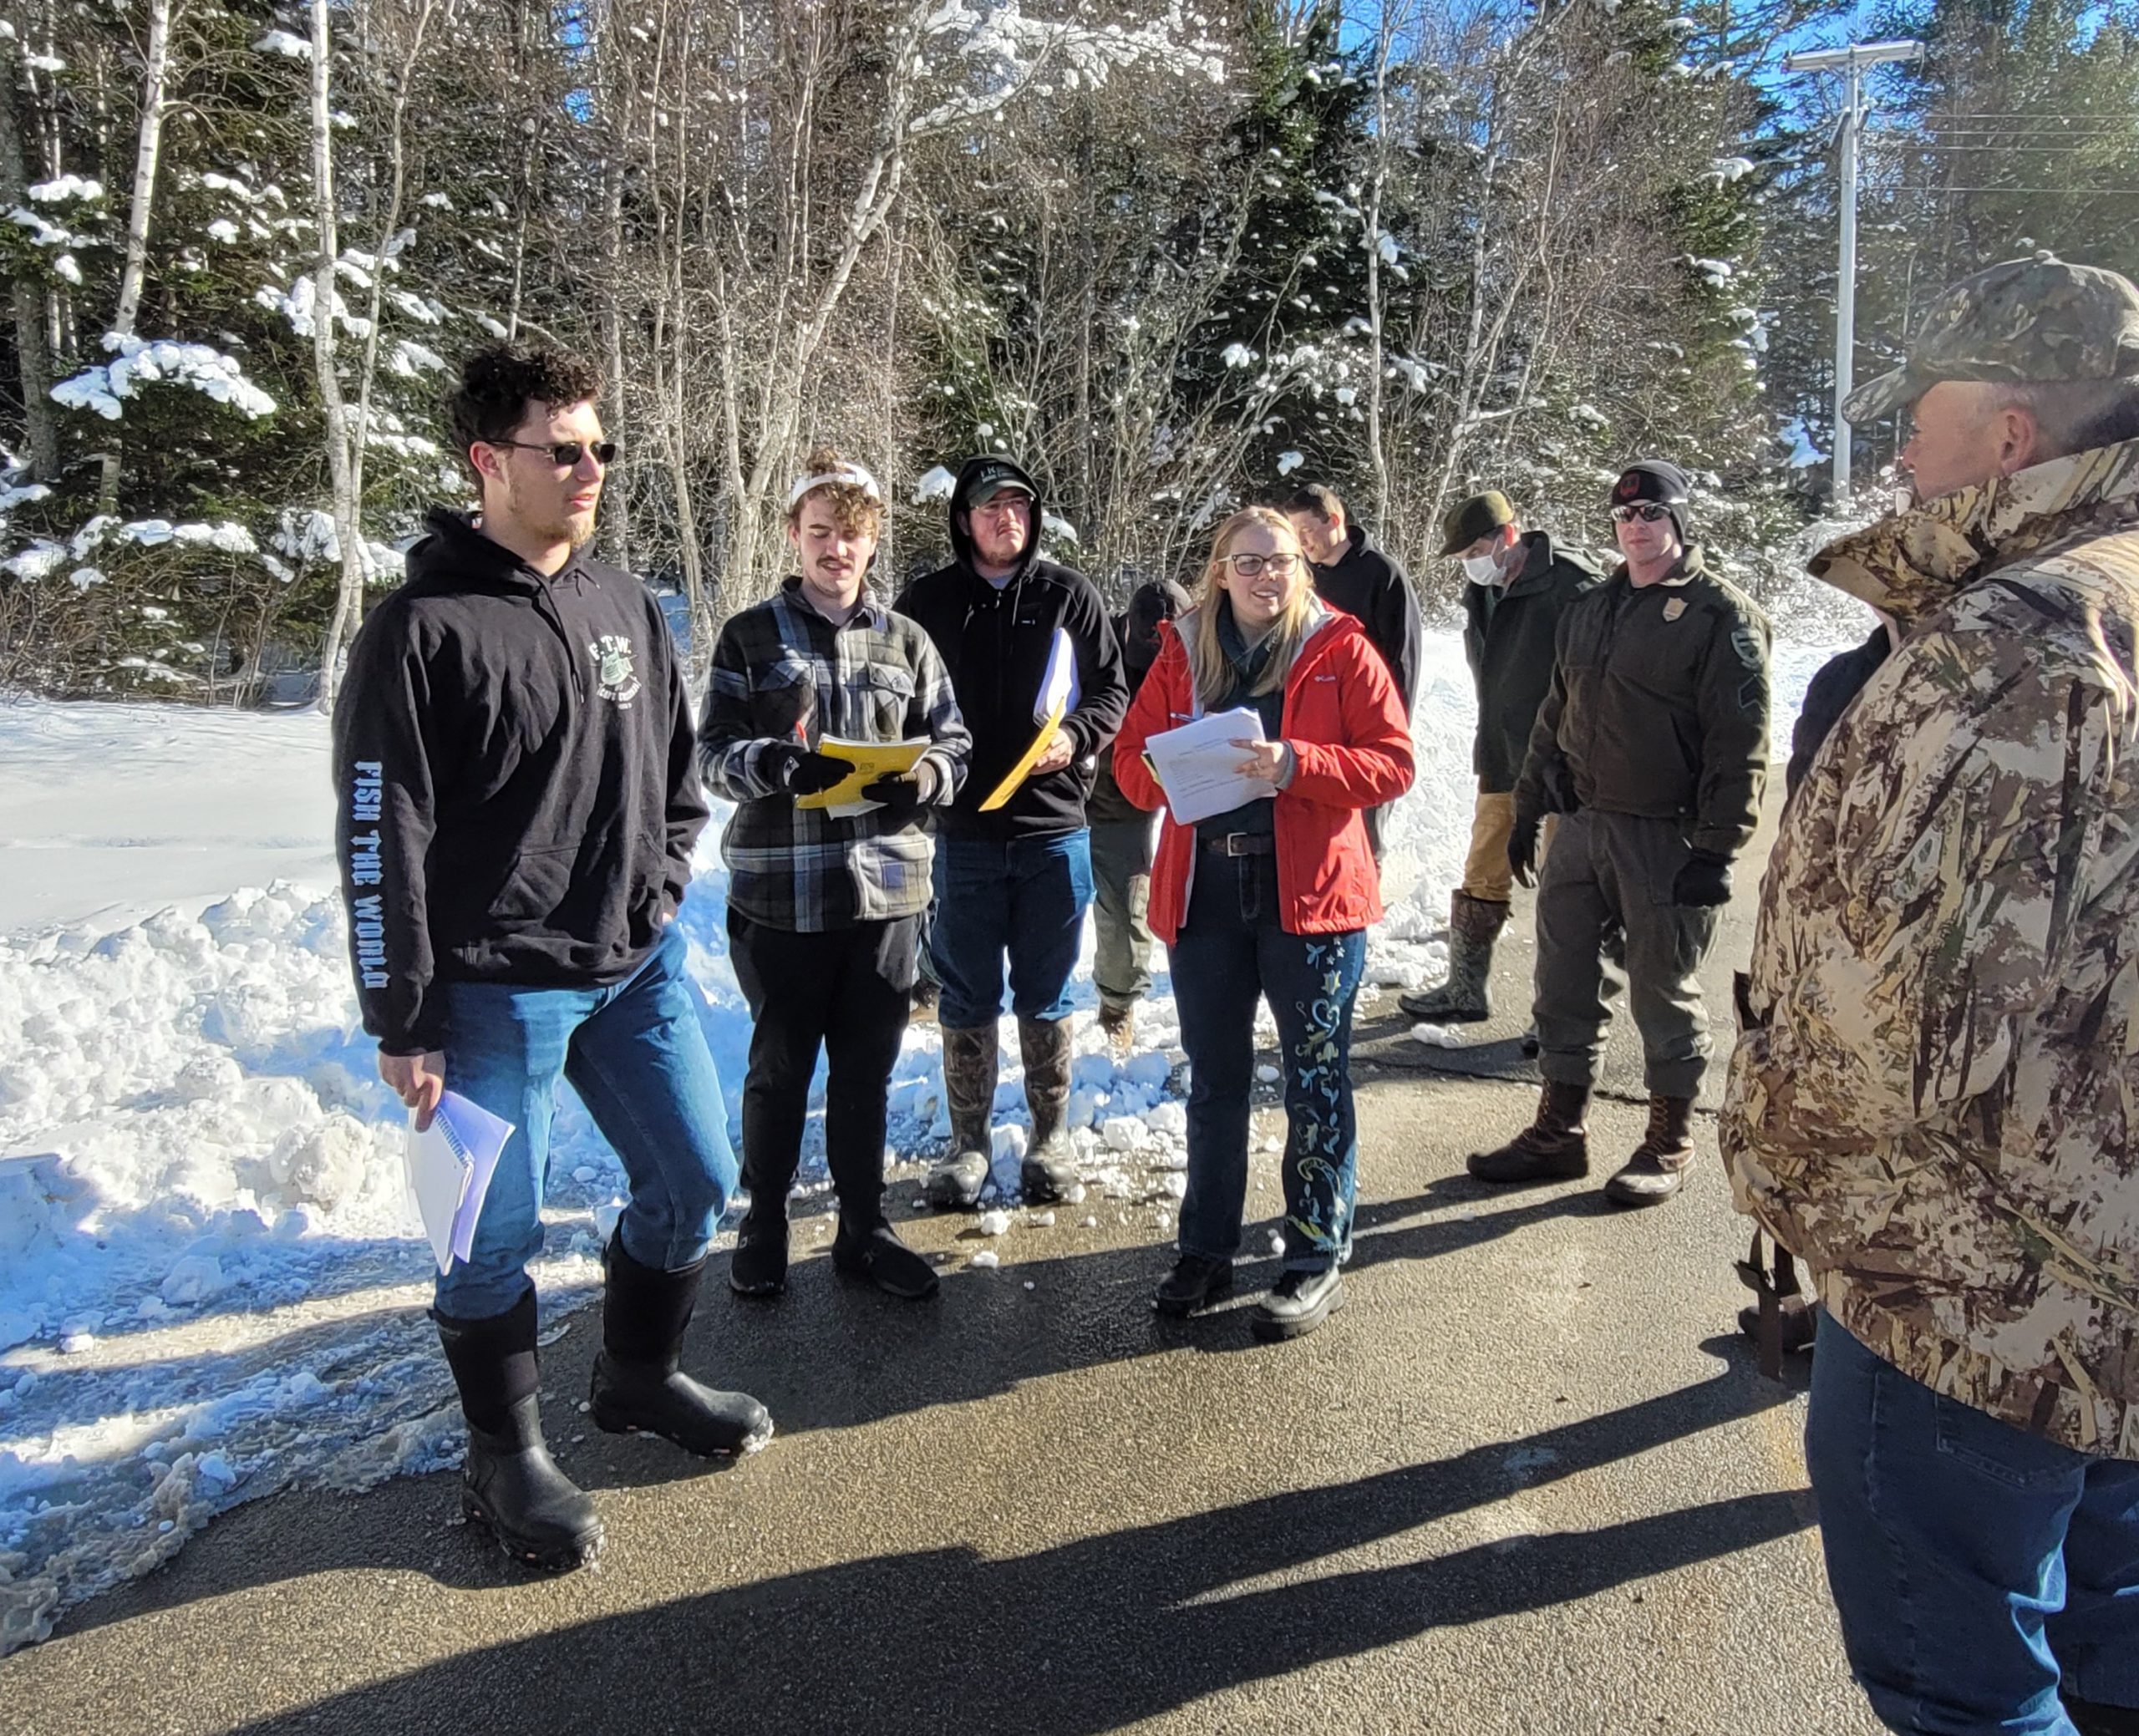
[1222,551,1301,578]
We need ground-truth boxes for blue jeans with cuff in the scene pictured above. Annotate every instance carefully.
[1170,851,1365,1274]
[928,830,1093,1029]
[434,923,737,1320]
[1806,1311,2139,1734]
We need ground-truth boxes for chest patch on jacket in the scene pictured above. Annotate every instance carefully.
[589,634,642,708]
[1663,597,1686,622]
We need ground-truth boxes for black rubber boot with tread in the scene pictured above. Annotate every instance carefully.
[1154,1254,1233,1317]
[728,1206,789,1297]
[1467,1079,1592,1183]
[434,1293,602,1571]
[590,1239,773,1457]
[832,1216,940,1299]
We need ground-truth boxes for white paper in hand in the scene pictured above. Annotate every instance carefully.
[1143,708,1273,825]
[405,1091,515,1274]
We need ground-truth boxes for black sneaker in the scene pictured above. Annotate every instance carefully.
[1153,1254,1233,1317]
[728,1210,789,1297]
[1251,1266,1345,1342]
[831,1220,940,1300]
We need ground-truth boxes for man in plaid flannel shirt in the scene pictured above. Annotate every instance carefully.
[699,448,970,1301]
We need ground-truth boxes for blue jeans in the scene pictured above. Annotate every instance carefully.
[435,924,738,1320]
[1169,853,1365,1273]
[928,830,1094,1029]
[1806,1312,2139,1733]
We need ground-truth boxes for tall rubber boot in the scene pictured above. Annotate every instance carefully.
[434,1290,602,1571]
[1399,891,1510,1023]
[1604,1092,1696,1209]
[1018,1014,1077,1202]
[1466,1079,1592,1184]
[926,1025,998,1209]
[588,1237,774,1456]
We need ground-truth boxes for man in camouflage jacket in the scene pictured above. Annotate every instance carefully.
[1722,252,2139,1736]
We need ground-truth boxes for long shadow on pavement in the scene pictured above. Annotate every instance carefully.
[216,1363,1808,1736]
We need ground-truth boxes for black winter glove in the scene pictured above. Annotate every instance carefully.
[764,744,851,797]
[861,761,940,825]
[1507,808,1544,889]
[1674,848,1733,908]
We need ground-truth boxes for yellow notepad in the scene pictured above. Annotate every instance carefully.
[795,736,932,813]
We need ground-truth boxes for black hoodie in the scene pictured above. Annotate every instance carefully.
[331,507,707,1055]
[1310,520,1423,718]
[893,457,1128,840]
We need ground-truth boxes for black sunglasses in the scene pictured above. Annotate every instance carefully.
[485,438,617,468]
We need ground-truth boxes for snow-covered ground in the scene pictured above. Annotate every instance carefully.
[0,623,1855,1650]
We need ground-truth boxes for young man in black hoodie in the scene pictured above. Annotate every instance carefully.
[332,344,769,1573]
[894,457,1129,1210]
[1285,485,1423,860]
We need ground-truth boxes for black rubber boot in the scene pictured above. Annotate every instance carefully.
[1153,1253,1232,1317]
[831,1215,940,1299]
[590,1238,774,1458]
[1251,1266,1347,1342]
[927,1025,997,1209]
[1018,1014,1079,1202]
[434,1292,602,1571]
[1399,891,1509,1023]
[1467,1079,1592,1183]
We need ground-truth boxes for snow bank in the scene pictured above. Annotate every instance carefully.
[0,624,1851,1649]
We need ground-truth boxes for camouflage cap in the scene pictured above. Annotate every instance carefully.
[1843,251,2139,425]
[1439,490,1517,556]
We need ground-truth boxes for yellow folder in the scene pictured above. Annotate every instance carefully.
[795,736,932,812]
[978,627,1080,812]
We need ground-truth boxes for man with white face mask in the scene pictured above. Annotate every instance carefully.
[1399,491,1599,1026]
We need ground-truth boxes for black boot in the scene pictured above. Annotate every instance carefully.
[590,1238,774,1458]
[1467,1079,1592,1183]
[434,1292,602,1571]
[1251,1266,1346,1342]
[831,1214,940,1299]
[1154,1253,1232,1317]
[728,1202,790,1297]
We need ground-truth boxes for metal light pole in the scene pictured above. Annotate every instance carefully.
[1781,39,1925,505]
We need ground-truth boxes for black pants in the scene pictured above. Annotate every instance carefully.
[726,909,919,1226]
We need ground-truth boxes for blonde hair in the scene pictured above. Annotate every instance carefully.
[1185,506,1316,709]
[787,443,884,538]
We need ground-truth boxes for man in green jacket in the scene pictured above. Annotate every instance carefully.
[1469,460,1770,1207]
[1400,490,1599,1024]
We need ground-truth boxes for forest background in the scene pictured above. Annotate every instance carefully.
[0,0,2129,703]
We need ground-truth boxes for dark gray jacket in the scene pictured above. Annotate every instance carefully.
[1461,530,1602,792]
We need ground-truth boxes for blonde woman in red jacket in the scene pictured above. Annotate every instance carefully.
[1114,506,1414,1339]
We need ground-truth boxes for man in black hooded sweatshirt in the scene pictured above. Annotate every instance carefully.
[894,457,1129,1211]
[332,344,769,1573]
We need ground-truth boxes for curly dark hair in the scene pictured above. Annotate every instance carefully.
[445,343,604,477]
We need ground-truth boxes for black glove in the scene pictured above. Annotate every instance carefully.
[1507,808,1543,889]
[860,761,940,825]
[764,744,850,796]
[1674,848,1733,907]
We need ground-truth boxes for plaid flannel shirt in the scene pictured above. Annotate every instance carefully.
[700,580,970,931]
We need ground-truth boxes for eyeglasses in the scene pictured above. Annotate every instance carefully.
[1610,502,1672,525]
[1222,552,1301,579]
[485,438,617,469]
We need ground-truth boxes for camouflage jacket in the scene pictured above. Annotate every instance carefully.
[1722,436,2139,1457]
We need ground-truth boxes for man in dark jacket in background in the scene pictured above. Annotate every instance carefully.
[1400,490,1599,1025]
[332,343,769,1574]
[1468,459,1771,1209]
[895,457,1129,1210]
[1286,484,1422,859]
[1085,576,1191,1050]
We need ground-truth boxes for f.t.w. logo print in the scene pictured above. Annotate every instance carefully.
[588,635,643,708]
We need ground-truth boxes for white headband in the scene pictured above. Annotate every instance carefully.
[785,464,883,512]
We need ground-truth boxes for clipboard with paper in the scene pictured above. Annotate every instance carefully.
[795,735,932,817]
[978,627,1081,812]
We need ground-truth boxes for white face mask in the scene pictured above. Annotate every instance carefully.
[1461,551,1503,585]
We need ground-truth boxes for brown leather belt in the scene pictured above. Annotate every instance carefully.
[1200,833,1275,856]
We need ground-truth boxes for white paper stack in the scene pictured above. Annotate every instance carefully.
[1141,707,1273,825]
[405,1091,514,1273]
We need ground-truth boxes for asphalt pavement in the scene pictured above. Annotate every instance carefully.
[2,788,1879,1736]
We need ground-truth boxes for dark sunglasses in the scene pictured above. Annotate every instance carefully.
[1609,501,1672,525]
[486,438,617,468]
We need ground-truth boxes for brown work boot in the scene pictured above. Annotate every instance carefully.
[1098,997,1136,1054]
[1604,1092,1695,1209]
[1467,1079,1591,1184]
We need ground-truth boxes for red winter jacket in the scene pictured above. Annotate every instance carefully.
[1111,603,1415,943]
